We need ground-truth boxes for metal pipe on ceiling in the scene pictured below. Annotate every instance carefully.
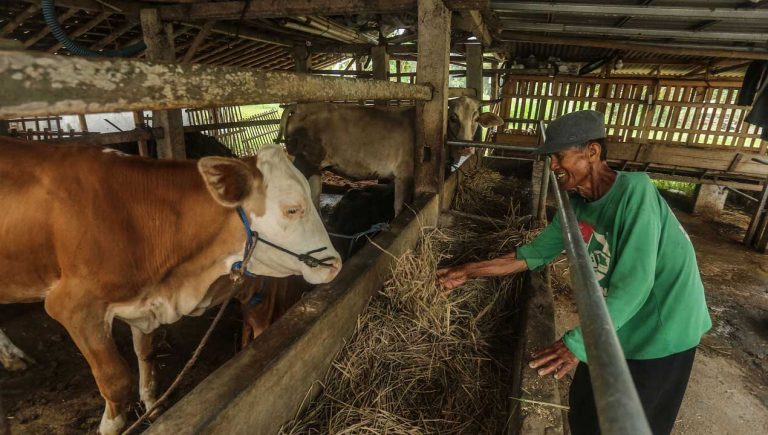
[491,1,768,21]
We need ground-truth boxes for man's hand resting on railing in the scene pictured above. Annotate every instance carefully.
[529,339,579,380]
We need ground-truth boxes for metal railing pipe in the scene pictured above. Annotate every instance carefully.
[549,171,652,435]
[724,186,759,202]
[445,140,535,153]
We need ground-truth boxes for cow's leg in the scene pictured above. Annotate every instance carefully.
[308,173,322,211]
[44,284,132,435]
[0,328,34,371]
[131,326,157,412]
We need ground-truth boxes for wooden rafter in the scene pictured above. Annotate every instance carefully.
[181,20,217,63]
[158,0,488,21]
[90,19,137,50]
[1,3,41,37]
[22,7,80,48]
[456,10,493,47]
[48,11,112,54]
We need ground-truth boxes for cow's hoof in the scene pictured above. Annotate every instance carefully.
[0,346,35,371]
[99,408,126,435]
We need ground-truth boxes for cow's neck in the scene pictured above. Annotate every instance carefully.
[110,161,249,330]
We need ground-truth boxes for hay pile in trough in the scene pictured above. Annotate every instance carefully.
[280,166,534,435]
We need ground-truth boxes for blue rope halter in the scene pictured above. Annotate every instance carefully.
[230,207,336,278]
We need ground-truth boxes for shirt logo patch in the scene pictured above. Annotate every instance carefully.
[580,221,611,295]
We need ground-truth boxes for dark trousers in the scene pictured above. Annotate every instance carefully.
[569,347,696,435]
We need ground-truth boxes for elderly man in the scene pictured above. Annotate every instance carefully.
[437,110,711,435]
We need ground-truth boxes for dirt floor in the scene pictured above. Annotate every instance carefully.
[550,200,768,435]
[0,303,243,434]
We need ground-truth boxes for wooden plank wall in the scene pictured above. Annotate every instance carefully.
[501,76,765,154]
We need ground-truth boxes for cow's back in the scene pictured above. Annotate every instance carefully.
[287,104,415,180]
[0,138,227,303]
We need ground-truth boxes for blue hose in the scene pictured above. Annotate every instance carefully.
[41,0,146,57]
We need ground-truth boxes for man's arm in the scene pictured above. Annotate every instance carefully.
[437,252,528,290]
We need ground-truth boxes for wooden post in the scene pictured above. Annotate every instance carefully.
[293,44,311,73]
[77,114,88,132]
[0,120,10,137]
[133,111,150,157]
[372,45,389,106]
[415,0,451,199]
[466,44,483,99]
[141,8,186,160]
[466,43,483,140]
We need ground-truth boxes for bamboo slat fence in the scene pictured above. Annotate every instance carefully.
[500,76,766,154]
[185,106,281,156]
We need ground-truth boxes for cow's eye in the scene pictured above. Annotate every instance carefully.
[287,207,299,215]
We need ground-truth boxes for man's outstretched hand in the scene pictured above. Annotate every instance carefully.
[436,266,469,291]
[529,339,578,380]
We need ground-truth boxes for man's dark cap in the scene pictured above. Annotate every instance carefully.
[533,110,606,155]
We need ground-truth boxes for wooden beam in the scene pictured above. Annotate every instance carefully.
[293,44,311,72]
[498,33,768,61]
[141,9,186,160]
[0,3,40,37]
[466,44,483,99]
[48,128,161,146]
[181,20,216,63]
[159,0,416,20]
[23,7,79,48]
[372,45,389,106]
[48,11,112,54]
[0,50,432,118]
[21,0,141,15]
[415,0,451,197]
[457,9,493,47]
[158,0,486,20]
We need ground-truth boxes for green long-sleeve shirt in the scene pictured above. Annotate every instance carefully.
[517,172,711,361]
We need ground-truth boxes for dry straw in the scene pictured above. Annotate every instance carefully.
[281,167,536,434]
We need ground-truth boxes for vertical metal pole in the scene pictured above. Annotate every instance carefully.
[537,156,551,223]
[549,172,652,435]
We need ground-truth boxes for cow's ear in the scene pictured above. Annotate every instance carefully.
[476,112,504,128]
[198,157,254,207]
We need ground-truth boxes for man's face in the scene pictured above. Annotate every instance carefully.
[549,146,592,192]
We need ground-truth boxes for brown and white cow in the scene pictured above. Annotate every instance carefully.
[280,96,504,213]
[0,138,341,434]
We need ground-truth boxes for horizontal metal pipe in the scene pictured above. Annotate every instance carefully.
[446,140,535,153]
[724,186,759,202]
[0,50,432,118]
[549,171,652,435]
[752,157,768,166]
[499,20,768,43]
[492,1,768,21]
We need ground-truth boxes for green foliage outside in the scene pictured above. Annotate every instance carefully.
[652,179,696,196]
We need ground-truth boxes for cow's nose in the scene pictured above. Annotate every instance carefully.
[325,257,342,276]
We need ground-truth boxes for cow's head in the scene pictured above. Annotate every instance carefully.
[447,97,505,161]
[198,146,341,284]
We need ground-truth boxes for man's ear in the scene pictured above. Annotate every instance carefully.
[198,157,257,208]
[476,112,505,128]
[587,142,601,162]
